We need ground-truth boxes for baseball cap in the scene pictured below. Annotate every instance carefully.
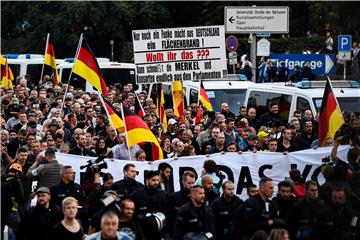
[248,134,259,140]
[36,187,50,195]
[168,118,177,125]
[257,131,269,139]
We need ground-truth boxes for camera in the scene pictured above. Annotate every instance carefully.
[322,156,332,164]
[80,155,108,173]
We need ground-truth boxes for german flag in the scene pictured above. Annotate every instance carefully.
[72,38,108,96]
[172,81,184,121]
[1,54,14,90]
[318,78,345,146]
[134,93,145,118]
[44,34,60,85]
[102,97,125,132]
[123,106,163,160]
[156,83,167,132]
[199,81,213,111]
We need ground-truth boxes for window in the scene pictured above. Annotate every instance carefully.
[189,89,199,105]
[313,97,360,113]
[247,90,292,122]
[8,64,20,78]
[27,64,43,82]
[208,89,247,114]
[296,97,311,113]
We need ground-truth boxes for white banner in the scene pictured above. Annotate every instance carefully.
[132,25,227,83]
[57,146,350,199]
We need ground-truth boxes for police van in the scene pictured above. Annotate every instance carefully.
[5,54,64,81]
[57,58,138,92]
[202,79,360,122]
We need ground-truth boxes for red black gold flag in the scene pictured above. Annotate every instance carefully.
[318,78,345,146]
[72,38,108,96]
[123,107,163,160]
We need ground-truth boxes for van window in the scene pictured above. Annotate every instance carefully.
[247,90,292,122]
[61,67,137,91]
[101,68,137,91]
[296,97,311,113]
[27,64,43,83]
[189,89,199,106]
[149,84,173,109]
[313,97,360,113]
[207,89,247,113]
[8,64,20,78]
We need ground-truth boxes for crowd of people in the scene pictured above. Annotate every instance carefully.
[1,74,360,240]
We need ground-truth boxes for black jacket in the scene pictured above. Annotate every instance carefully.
[242,195,275,237]
[259,112,284,127]
[50,180,84,207]
[112,178,144,200]
[132,186,169,240]
[288,198,322,240]
[271,194,297,229]
[211,195,243,240]
[17,204,62,240]
[174,201,216,240]
[316,203,359,240]
[69,146,96,157]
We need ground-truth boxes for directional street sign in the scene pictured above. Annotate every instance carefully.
[225,6,289,33]
[338,35,352,52]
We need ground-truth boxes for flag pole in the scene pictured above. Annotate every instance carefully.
[119,103,133,161]
[39,33,50,86]
[61,33,83,110]
[197,79,202,107]
[5,57,9,89]
[98,92,117,132]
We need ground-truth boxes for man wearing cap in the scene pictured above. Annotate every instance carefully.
[132,170,169,240]
[257,131,269,151]
[164,118,178,140]
[17,187,61,240]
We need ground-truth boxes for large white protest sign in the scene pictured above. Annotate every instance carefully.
[132,25,227,83]
[57,145,349,199]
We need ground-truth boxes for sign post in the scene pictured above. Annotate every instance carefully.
[226,35,238,73]
[338,35,352,80]
[224,6,289,82]
[132,25,227,83]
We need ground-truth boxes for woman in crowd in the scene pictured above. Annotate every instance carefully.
[92,136,113,158]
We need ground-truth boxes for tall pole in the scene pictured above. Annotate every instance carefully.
[250,33,257,82]
[119,103,133,161]
[61,33,83,110]
[39,33,50,85]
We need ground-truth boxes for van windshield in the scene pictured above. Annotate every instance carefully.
[206,89,247,114]
[313,97,360,113]
[61,67,137,90]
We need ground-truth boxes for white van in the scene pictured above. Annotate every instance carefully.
[203,79,360,122]
[6,54,64,82]
[57,58,139,92]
